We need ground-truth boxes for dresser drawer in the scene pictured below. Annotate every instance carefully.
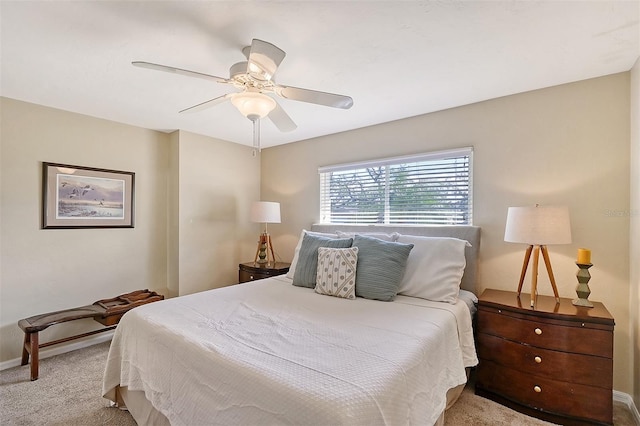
[478,308,613,358]
[476,359,612,424]
[476,290,614,425]
[477,332,613,389]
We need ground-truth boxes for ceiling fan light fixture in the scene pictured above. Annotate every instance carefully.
[231,91,276,120]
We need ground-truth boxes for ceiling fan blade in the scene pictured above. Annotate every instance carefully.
[246,39,286,81]
[132,61,229,84]
[267,101,297,132]
[179,93,234,114]
[274,85,353,109]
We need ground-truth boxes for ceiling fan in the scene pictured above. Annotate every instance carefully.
[133,39,353,150]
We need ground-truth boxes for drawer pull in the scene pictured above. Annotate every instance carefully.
[534,356,542,363]
[534,385,542,393]
[534,328,542,335]
[250,275,254,280]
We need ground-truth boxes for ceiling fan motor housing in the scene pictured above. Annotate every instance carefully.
[230,61,248,80]
[229,61,275,90]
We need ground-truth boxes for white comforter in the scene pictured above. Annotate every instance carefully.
[102,276,478,426]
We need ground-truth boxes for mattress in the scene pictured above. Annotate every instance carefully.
[103,275,478,425]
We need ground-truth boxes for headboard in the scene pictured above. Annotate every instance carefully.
[310,224,481,294]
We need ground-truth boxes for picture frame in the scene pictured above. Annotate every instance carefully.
[42,162,135,229]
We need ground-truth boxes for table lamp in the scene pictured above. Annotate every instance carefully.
[504,204,572,307]
[250,201,281,265]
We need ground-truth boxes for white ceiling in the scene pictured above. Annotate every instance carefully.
[1,1,638,148]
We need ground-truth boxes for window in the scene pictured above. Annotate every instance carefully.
[319,147,472,225]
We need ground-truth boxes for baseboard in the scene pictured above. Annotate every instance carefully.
[614,390,640,425]
[0,331,114,371]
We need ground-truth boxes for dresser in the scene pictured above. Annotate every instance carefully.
[238,262,290,283]
[475,289,614,425]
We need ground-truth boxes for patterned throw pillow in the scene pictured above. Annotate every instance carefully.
[315,247,359,299]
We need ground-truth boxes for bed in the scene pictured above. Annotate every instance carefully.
[102,224,480,425]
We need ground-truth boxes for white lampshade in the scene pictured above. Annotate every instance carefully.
[250,201,281,224]
[504,205,572,245]
[231,92,276,120]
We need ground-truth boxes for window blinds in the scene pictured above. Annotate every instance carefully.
[319,148,472,225]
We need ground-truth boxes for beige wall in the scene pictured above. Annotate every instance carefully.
[262,73,633,394]
[0,98,169,361]
[0,98,260,364]
[167,131,180,297]
[630,58,640,407]
[173,130,260,295]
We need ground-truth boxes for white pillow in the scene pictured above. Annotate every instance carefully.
[315,247,358,299]
[458,289,478,318]
[335,231,400,242]
[397,235,470,304]
[286,230,338,279]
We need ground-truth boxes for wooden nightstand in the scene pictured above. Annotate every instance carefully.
[475,289,614,425]
[238,262,290,283]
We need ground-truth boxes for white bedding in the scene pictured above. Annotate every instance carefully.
[103,275,478,426]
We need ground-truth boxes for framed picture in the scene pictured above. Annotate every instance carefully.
[42,162,135,229]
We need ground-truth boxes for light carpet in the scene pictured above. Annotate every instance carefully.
[0,341,636,425]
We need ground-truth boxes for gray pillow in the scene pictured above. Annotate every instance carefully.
[292,233,353,288]
[352,235,414,301]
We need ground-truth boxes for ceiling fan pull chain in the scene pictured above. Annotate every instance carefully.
[252,118,261,156]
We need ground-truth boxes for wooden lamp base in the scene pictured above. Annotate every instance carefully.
[516,244,561,307]
[253,232,276,266]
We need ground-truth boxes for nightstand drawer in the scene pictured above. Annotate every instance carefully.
[477,332,613,388]
[476,359,612,424]
[239,269,274,282]
[238,262,290,284]
[478,308,613,358]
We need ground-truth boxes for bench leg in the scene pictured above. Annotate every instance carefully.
[21,332,39,381]
[30,332,39,381]
[21,332,30,366]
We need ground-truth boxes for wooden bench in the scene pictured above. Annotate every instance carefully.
[19,289,163,381]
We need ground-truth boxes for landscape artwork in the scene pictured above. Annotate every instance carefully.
[56,174,125,219]
[42,162,135,229]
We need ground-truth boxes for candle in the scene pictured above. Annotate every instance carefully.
[577,248,591,264]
